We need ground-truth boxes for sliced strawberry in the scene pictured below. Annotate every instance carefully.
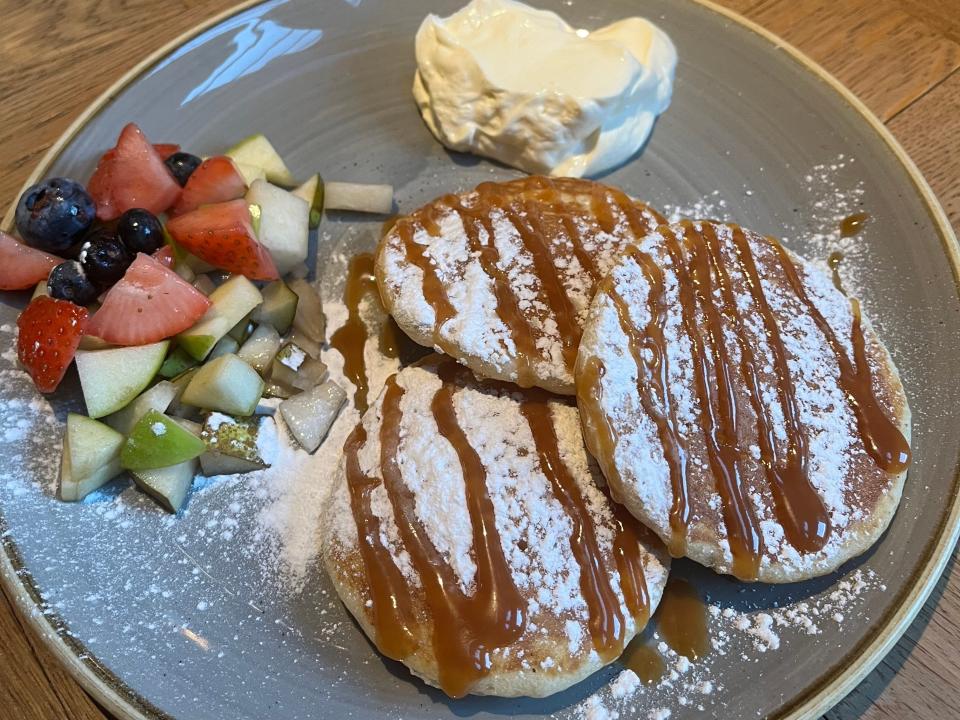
[0,231,60,290]
[153,143,180,161]
[152,245,176,269]
[165,200,278,280]
[87,123,181,221]
[86,253,211,345]
[17,296,88,393]
[170,156,247,216]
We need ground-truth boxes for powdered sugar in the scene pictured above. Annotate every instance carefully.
[579,219,903,581]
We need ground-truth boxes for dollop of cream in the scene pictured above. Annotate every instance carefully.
[413,0,677,177]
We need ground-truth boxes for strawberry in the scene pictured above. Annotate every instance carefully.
[0,231,60,290]
[87,123,181,221]
[170,156,247,216]
[152,143,180,161]
[86,253,211,345]
[17,296,88,393]
[152,245,176,269]
[165,199,279,280]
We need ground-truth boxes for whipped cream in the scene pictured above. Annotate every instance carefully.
[412,0,677,177]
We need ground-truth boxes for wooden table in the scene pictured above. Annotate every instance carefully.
[0,0,958,717]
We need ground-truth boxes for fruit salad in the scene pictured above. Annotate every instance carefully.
[2,123,392,513]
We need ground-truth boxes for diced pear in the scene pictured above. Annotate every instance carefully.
[76,341,170,418]
[286,329,322,359]
[269,343,328,390]
[193,274,216,296]
[132,458,197,513]
[199,413,270,476]
[228,312,256,343]
[178,275,262,361]
[174,262,196,284]
[167,369,200,420]
[246,180,309,275]
[59,413,125,501]
[181,354,264,416]
[292,174,323,228]
[121,410,206,471]
[158,346,198,379]
[323,181,393,214]
[226,134,296,186]
[264,381,295,399]
[234,161,267,186]
[208,335,240,361]
[288,279,325,343]
[106,381,178,435]
[280,380,346,453]
[253,280,298,334]
[237,324,282,374]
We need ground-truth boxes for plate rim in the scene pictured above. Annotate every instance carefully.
[1,1,958,719]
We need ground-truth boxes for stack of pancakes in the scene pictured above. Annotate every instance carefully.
[320,176,911,698]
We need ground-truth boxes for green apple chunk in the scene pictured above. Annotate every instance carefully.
[323,181,394,214]
[246,180,309,275]
[158,346,198,379]
[132,458,197,513]
[226,134,296,186]
[192,274,216,297]
[121,410,206,471]
[181,354,264,416]
[59,413,125,501]
[253,280,298,335]
[292,174,324,229]
[76,341,170,418]
[237,324,282,374]
[288,279,325,343]
[280,380,346,453]
[106,381,178,436]
[199,413,270,476]
[178,275,262,361]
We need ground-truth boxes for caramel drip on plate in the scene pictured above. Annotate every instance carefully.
[621,637,666,683]
[376,366,526,698]
[771,241,911,473]
[343,423,419,659]
[668,224,764,580]
[331,253,379,413]
[714,226,831,553]
[655,577,710,660]
[393,177,660,380]
[828,251,845,293]
[840,212,869,237]
[520,394,644,659]
[607,246,690,557]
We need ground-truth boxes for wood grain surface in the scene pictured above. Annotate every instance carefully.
[0,0,958,718]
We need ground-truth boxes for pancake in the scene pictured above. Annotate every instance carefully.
[320,356,670,698]
[376,176,664,395]
[575,220,911,583]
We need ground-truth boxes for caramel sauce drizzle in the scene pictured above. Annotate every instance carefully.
[391,177,660,382]
[331,253,379,413]
[771,242,911,473]
[669,223,764,580]
[376,366,526,698]
[342,423,419,659]
[582,219,909,580]
[621,637,666,683]
[607,245,691,557]
[346,356,657,696]
[520,393,648,659]
[715,226,830,554]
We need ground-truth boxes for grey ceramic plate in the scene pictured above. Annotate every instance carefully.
[1,1,958,719]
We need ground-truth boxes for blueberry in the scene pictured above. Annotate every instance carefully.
[15,178,95,255]
[47,261,99,305]
[164,152,202,187]
[117,208,164,254]
[79,231,132,287]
